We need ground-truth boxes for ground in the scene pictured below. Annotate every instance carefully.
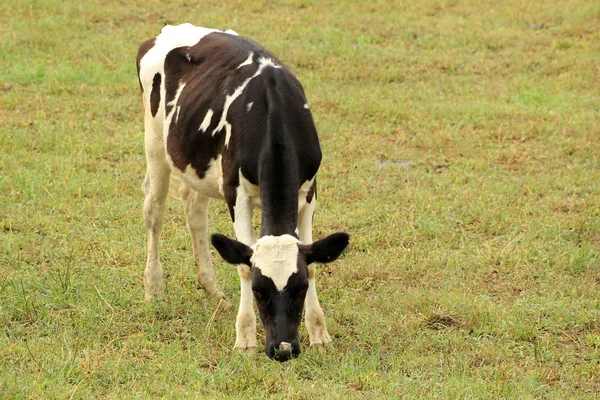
[1,0,599,398]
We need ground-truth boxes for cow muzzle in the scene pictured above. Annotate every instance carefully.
[271,341,299,362]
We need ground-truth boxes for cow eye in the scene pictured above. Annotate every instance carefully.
[299,284,308,295]
[252,289,262,299]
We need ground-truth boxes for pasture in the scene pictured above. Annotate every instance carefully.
[1,0,599,398]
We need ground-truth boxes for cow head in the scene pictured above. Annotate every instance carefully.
[211,232,349,361]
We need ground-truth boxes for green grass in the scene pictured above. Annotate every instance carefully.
[1,0,600,398]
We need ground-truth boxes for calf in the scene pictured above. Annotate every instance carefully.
[136,24,349,361]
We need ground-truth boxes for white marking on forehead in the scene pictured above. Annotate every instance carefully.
[246,102,253,112]
[213,57,282,146]
[237,52,254,69]
[251,235,300,291]
[199,109,214,132]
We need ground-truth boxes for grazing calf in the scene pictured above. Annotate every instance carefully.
[136,24,349,361]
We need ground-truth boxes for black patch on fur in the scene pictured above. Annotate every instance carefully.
[150,73,161,117]
[136,38,156,93]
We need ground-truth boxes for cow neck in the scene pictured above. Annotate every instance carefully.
[259,80,299,238]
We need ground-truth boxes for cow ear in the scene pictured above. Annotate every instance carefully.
[303,232,350,265]
[211,234,253,267]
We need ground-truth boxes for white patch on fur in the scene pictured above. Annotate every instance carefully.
[199,109,214,132]
[304,103,309,109]
[239,170,261,208]
[175,105,181,124]
[258,57,280,69]
[155,24,236,53]
[169,155,224,200]
[166,84,185,112]
[213,57,281,146]
[250,235,300,291]
[164,83,186,137]
[295,178,316,244]
[297,178,315,213]
[237,52,254,69]
[246,102,253,112]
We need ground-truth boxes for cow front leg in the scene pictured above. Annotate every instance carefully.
[297,189,316,245]
[232,192,257,349]
[298,188,331,346]
[305,263,331,347]
[142,162,171,301]
[235,264,257,350]
[179,184,224,299]
[223,180,257,350]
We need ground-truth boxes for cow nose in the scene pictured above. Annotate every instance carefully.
[272,342,293,362]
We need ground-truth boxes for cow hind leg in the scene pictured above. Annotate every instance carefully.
[179,184,224,299]
[142,160,171,301]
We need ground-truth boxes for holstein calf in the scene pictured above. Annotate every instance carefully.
[136,24,349,361]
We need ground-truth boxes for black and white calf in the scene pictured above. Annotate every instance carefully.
[136,24,349,361]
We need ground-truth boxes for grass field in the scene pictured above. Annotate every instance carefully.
[1,0,600,398]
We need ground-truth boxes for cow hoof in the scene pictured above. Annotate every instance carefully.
[216,295,232,309]
[311,343,325,352]
[236,346,256,356]
[143,281,165,301]
[213,289,228,301]
[144,289,165,301]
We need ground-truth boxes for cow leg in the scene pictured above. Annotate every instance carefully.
[235,264,257,350]
[305,264,331,347]
[297,193,316,245]
[142,159,171,301]
[229,187,257,350]
[299,196,331,346]
[179,184,224,299]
